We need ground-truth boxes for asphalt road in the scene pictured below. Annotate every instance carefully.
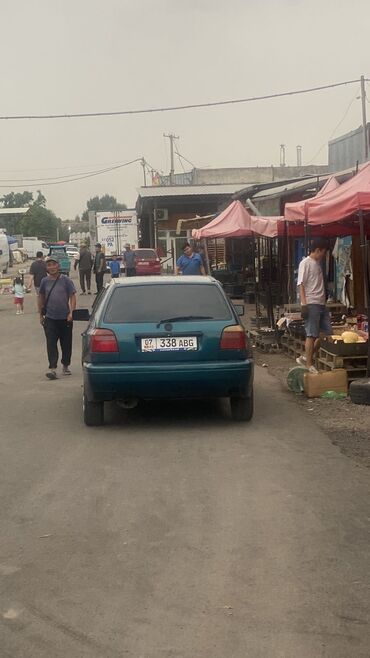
[1,272,370,657]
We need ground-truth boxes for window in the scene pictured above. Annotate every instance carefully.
[134,249,157,259]
[104,283,232,323]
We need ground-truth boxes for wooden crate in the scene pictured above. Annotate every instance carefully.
[281,334,305,360]
[318,347,368,382]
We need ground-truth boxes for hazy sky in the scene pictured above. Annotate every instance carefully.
[1,0,370,219]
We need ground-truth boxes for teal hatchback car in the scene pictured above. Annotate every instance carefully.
[74,276,254,426]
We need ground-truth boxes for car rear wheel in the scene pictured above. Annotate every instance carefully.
[230,392,254,422]
[83,394,104,426]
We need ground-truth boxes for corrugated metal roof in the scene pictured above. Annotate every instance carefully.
[252,177,322,200]
[0,207,30,215]
[137,184,244,198]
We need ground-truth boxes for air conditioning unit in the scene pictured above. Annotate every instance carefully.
[156,208,168,221]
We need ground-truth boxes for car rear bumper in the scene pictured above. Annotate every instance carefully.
[83,360,253,401]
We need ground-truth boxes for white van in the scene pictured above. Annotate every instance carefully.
[23,237,49,259]
[0,233,10,273]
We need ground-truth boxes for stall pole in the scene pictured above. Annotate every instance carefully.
[202,238,211,275]
[359,210,370,376]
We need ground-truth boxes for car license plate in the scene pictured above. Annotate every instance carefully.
[141,336,198,352]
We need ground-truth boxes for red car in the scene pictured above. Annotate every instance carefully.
[134,248,161,276]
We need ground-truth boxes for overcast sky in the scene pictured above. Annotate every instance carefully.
[1,0,370,219]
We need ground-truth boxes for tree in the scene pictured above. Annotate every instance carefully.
[1,191,33,209]
[18,204,62,242]
[81,194,127,221]
[0,191,34,234]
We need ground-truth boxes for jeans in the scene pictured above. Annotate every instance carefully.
[43,318,73,369]
[95,271,104,292]
[79,269,91,292]
[126,267,136,277]
[304,304,332,338]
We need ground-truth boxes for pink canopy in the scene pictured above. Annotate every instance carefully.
[192,200,281,239]
[284,175,340,221]
[306,162,370,224]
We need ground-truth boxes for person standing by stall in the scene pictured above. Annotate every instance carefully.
[296,238,332,373]
[176,243,206,276]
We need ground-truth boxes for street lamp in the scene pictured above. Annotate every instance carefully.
[68,225,71,243]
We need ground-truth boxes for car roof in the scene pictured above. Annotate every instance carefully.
[110,275,217,286]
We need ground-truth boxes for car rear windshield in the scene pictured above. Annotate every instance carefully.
[134,250,157,259]
[104,283,233,323]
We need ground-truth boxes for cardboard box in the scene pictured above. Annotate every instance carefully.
[304,369,348,398]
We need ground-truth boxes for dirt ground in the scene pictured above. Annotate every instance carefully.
[253,348,370,469]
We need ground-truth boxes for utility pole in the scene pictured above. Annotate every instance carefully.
[360,75,369,162]
[164,133,179,184]
[141,158,147,186]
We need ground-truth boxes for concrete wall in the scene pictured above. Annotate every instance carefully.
[192,165,329,186]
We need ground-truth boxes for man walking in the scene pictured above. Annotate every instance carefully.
[176,243,206,276]
[296,238,332,373]
[93,243,106,293]
[74,242,93,294]
[28,251,47,296]
[38,256,77,380]
[123,243,136,277]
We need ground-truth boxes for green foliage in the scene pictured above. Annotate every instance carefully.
[19,205,61,242]
[0,189,63,241]
[81,194,127,221]
[1,191,33,208]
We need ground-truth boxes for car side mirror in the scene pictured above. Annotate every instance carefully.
[73,308,90,321]
[233,304,244,317]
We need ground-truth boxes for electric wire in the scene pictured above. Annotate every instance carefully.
[0,158,142,188]
[307,90,359,164]
[0,79,363,120]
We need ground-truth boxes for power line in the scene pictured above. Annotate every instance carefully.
[175,149,196,169]
[0,158,142,188]
[307,89,359,163]
[0,79,364,121]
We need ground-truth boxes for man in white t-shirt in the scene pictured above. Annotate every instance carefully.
[296,238,332,373]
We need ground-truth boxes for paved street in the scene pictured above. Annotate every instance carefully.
[1,278,370,657]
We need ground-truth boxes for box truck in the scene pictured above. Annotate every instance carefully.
[89,210,138,256]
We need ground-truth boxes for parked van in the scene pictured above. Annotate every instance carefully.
[0,233,10,273]
[23,237,49,259]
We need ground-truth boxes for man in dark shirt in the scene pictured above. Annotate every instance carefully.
[38,256,76,380]
[93,243,106,293]
[74,243,93,295]
[28,251,47,295]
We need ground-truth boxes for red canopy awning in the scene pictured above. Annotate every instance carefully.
[284,175,340,221]
[305,162,370,224]
[192,200,281,239]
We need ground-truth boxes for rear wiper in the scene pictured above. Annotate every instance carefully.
[156,315,213,328]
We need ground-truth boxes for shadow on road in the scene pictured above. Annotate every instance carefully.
[103,397,234,429]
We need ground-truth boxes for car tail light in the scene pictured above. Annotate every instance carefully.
[220,325,247,350]
[91,329,119,353]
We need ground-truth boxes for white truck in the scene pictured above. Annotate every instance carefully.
[22,237,49,259]
[90,210,139,256]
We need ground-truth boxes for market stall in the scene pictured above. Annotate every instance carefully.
[281,163,370,386]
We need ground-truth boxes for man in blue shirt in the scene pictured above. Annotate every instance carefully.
[176,243,206,276]
[38,256,76,380]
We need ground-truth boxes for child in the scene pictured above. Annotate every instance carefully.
[13,276,26,314]
[108,254,121,279]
